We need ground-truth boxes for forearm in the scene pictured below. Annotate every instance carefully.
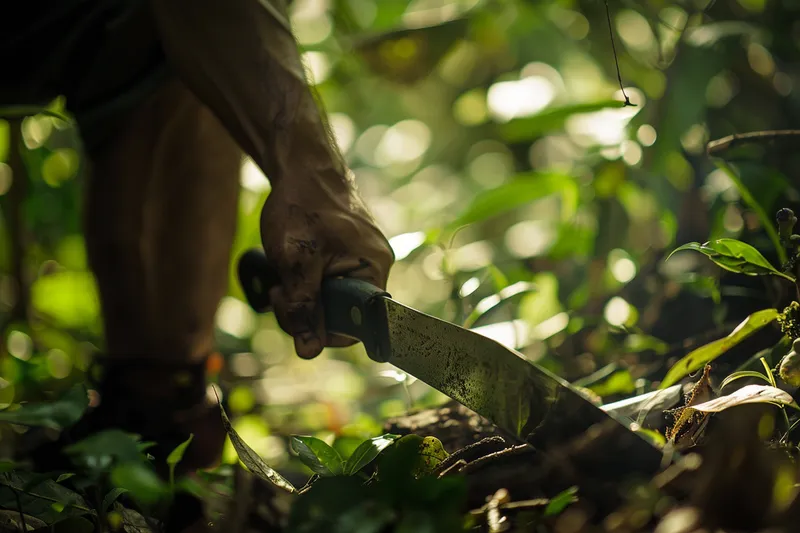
[148,0,349,191]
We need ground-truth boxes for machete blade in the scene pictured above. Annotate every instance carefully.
[382,297,665,476]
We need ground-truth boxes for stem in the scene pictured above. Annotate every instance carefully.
[707,129,800,156]
[713,159,787,266]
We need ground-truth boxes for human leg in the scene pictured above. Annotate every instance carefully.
[80,77,241,470]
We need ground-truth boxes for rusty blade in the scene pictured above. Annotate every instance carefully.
[381,298,665,477]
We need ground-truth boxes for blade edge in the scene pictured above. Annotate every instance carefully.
[382,299,664,476]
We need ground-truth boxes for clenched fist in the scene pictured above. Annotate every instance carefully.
[260,176,394,359]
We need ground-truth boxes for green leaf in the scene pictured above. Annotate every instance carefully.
[218,401,296,493]
[690,385,800,413]
[0,471,94,525]
[102,487,129,512]
[668,239,793,281]
[0,383,88,430]
[413,436,449,477]
[498,100,626,142]
[0,105,73,123]
[166,433,194,487]
[110,463,168,506]
[589,370,637,398]
[109,502,152,533]
[443,172,578,234]
[719,370,772,391]
[290,436,345,476]
[64,429,147,470]
[660,309,779,388]
[344,434,401,476]
[624,334,669,355]
[634,428,667,448]
[544,486,579,517]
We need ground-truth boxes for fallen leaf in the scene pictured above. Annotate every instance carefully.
[218,401,296,493]
[689,385,800,413]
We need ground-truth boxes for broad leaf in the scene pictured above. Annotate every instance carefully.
[344,434,401,476]
[589,370,637,397]
[443,172,578,233]
[110,463,168,506]
[0,471,94,525]
[0,383,88,430]
[110,502,153,533]
[64,429,147,471]
[668,239,793,281]
[660,309,779,388]
[102,487,129,511]
[498,100,625,142]
[290,436,344,477]
[219,403,296,493]
[413,437,449,477]
[690,385,800,413]
[544,486,579,517]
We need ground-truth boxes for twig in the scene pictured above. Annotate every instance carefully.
[707,129,800,156]
[603,0,634,106]
[486,488,511,532]
[469,498,551,516]
[433,436,507,477]
[437,459,467,478]
[297,474,320,495]
[455,444,533,477]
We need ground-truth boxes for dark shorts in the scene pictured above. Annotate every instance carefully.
[0,0,172,151]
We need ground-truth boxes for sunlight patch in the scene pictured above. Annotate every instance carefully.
[389,231,426,261]
[487,76,555,122]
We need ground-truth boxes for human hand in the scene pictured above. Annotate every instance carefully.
[259,178,394,359]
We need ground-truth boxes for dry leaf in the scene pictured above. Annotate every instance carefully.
[218,401,296,494]
[666,365,715,449]
[689,385,799,413]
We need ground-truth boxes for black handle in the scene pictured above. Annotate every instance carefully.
[237,249,392,363]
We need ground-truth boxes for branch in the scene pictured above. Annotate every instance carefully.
[706,130,800,156]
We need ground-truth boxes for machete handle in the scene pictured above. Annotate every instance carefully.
[237,248,392,363]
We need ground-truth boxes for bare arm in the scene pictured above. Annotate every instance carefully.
[147,0,347,191]
[148,0,394,359]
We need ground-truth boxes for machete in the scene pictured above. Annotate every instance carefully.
[237,249,668,480]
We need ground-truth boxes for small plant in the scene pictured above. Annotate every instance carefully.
[658,208,800,450]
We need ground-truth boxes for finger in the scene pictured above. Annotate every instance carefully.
[274,252,327,360]
[321,257,388,349]
[327,335,358,348]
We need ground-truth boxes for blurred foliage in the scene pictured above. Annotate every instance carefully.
[6,0,800,528]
